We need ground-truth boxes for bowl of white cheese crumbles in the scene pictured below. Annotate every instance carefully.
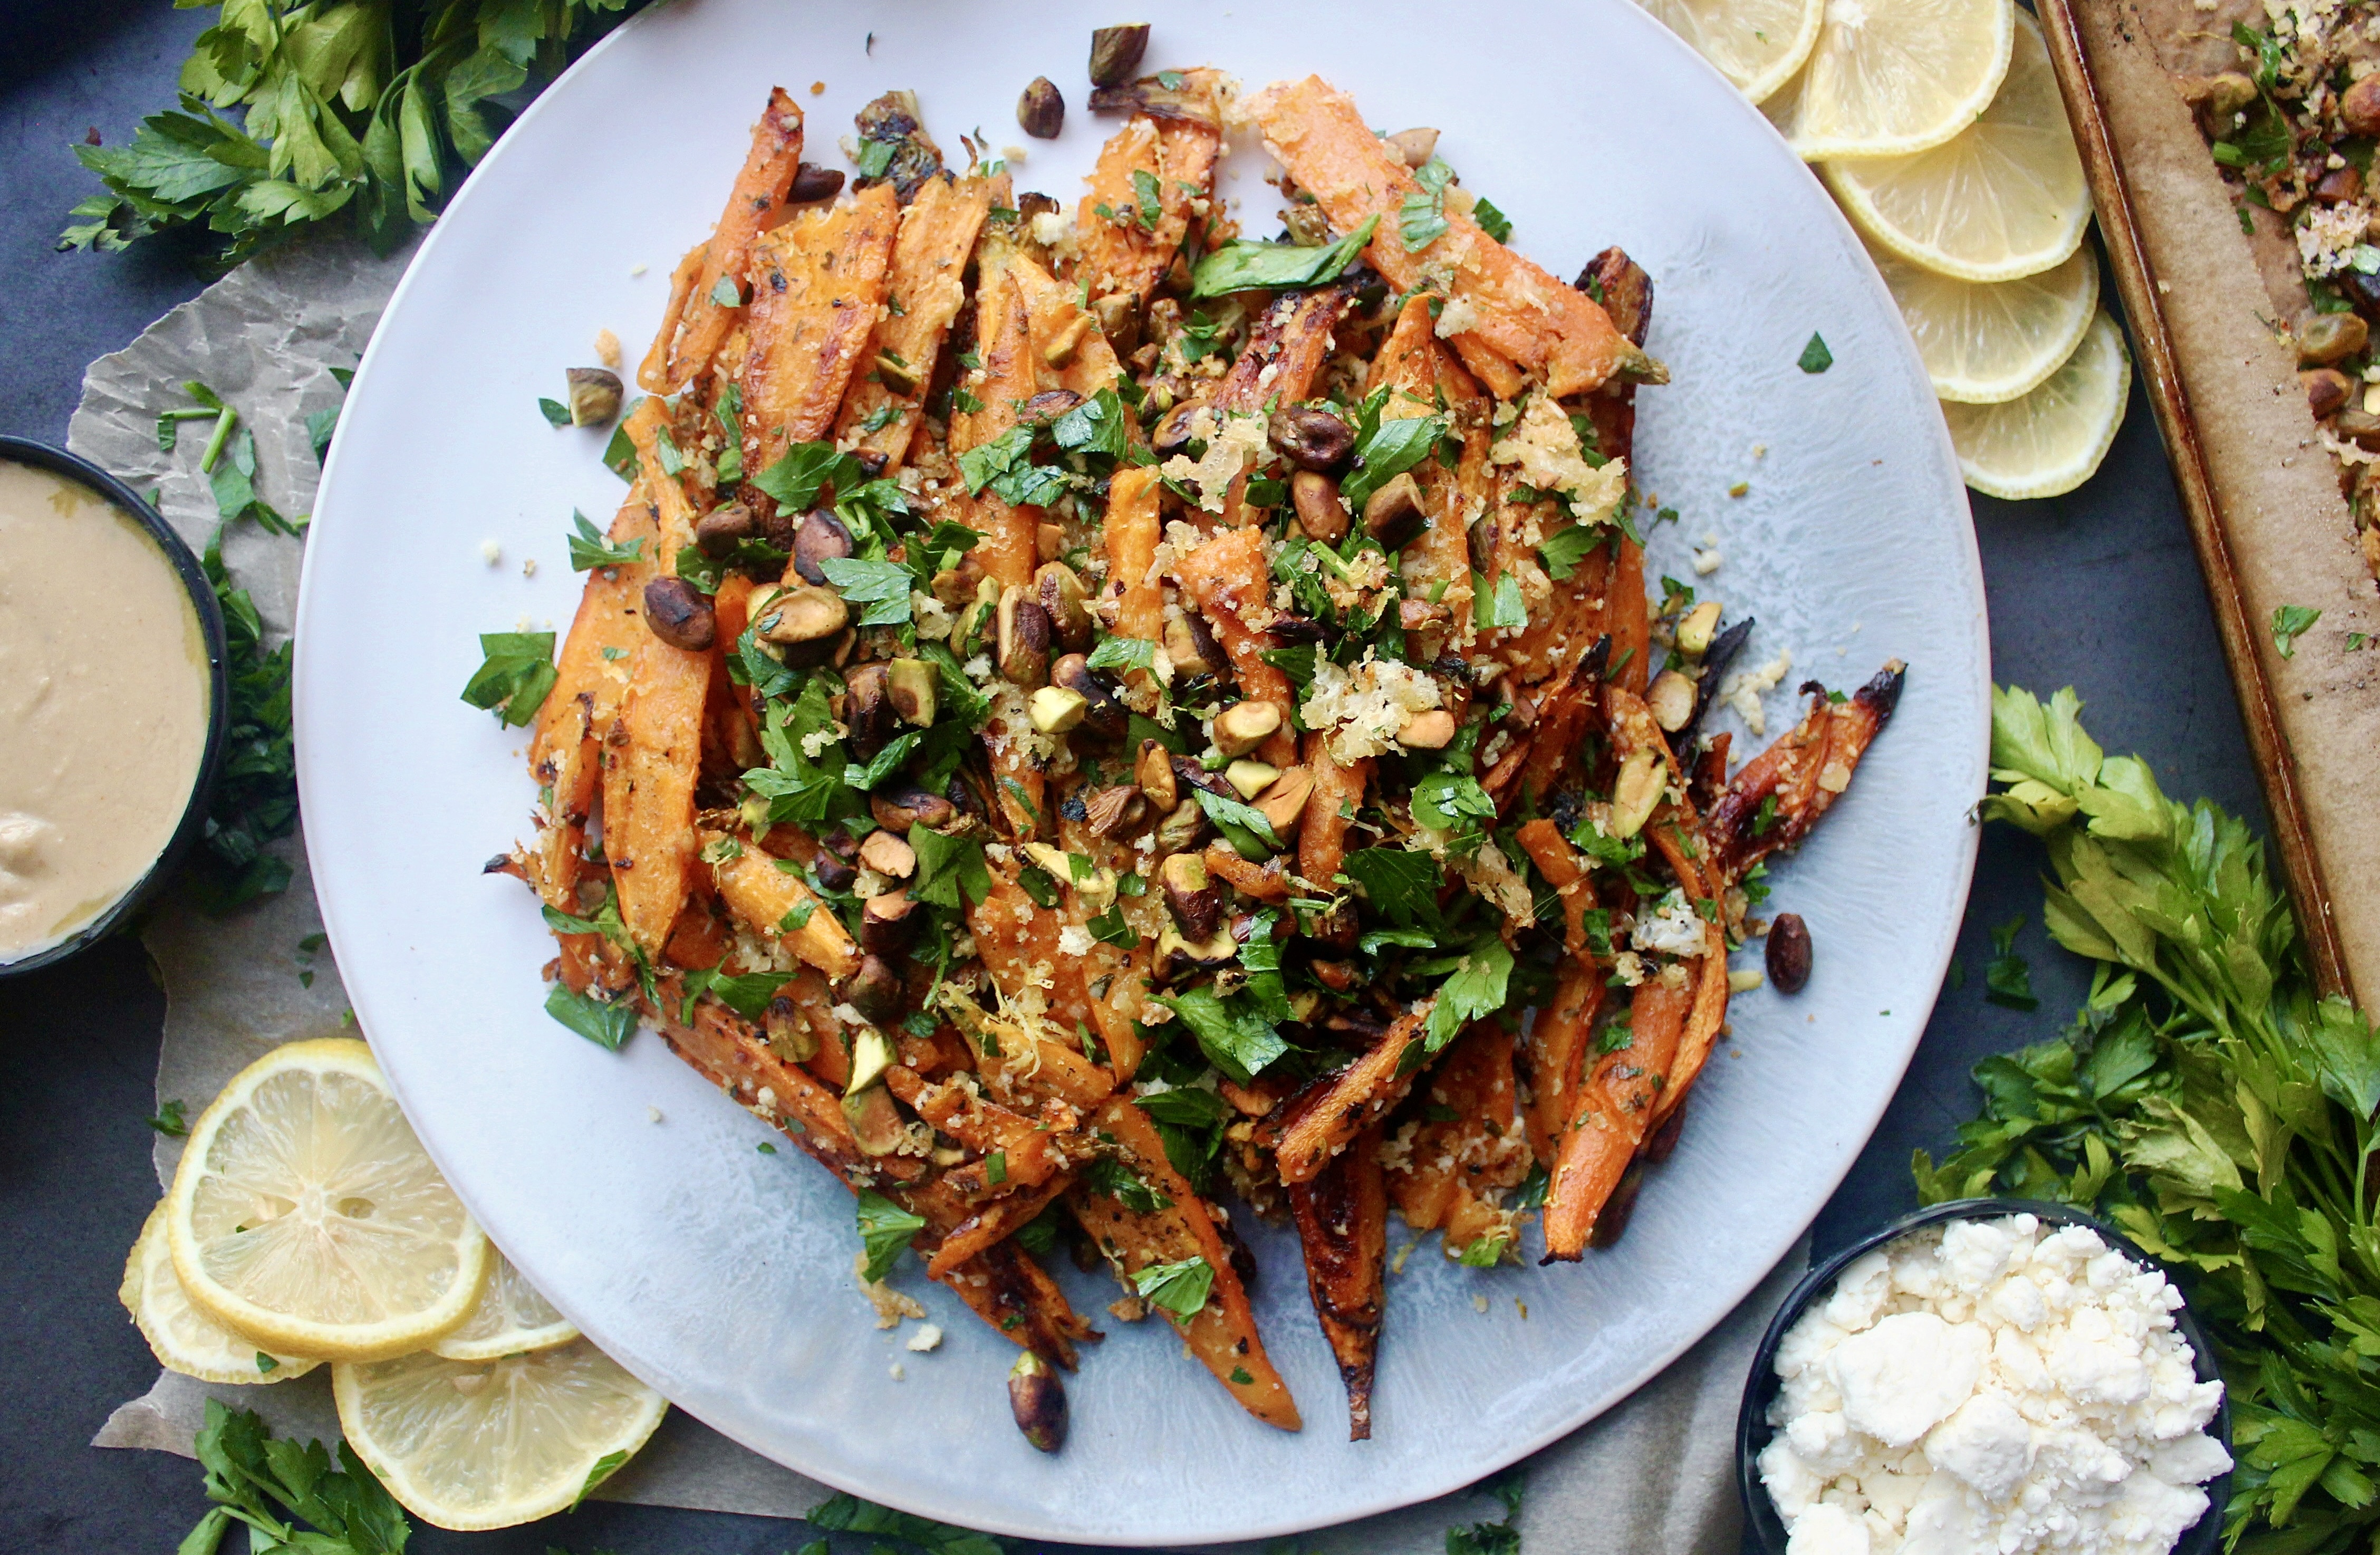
[1736,1199,2232,1555]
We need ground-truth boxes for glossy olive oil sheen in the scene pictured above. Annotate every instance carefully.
[0,461,209,962]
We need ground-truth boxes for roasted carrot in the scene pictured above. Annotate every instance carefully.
[738,181,899,479]
[1071,1097,1300,1430]
[1368,295,1476,636]
[1541,976,1690,1260]
[528,495,657,909]
[1384,1025,1528,1253]
[701,827,860,978]
[1702,662,1906,887]
[643,89,805,392]
[1103,464,1165,648]
[951,259,1042,590]
[1298,732,1371,889]
[1246,76,1654,398]
[832,174,992,468]
[1075,81,1222,313]
[637,242,710,395]
[1275,1004,1431,1184]
[1173,527,1299,767]
[603,635,708,959]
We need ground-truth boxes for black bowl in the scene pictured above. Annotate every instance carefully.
[0,436,229,978]
[1737,1197,2232,1555]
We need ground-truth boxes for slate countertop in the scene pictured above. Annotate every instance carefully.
[0,5,2264,1551]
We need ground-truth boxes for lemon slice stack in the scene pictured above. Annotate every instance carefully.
[1645,0,2128,498]
[122,1037,662,1531]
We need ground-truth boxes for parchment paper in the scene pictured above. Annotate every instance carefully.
[69,235,1798,1553]
[2071,0,2380,1004]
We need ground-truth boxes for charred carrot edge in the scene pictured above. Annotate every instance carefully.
[1703,661,1906,886]
[1275,1005,1431,1185]
[1286,1124,1387,1440]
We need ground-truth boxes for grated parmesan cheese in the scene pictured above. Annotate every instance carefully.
[1489,395,1629,525]
[1301,651,1443,762]
[1159,409,1273,513]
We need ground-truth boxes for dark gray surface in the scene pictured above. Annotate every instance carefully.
[0,6,2260,1551]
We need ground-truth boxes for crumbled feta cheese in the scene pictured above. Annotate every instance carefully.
[594,327,622,368]
[1632,891,1708,956]
[1434,296,1482,339]
[905,1323,944,1352]
[1057,924,1094,957]
[1301,650,1442,762]
[1692,547,1723,575]
[1721,649,1793,736]
[480,540,502,565]
[1488,394,1627,525]
[1759,1215,2229,1555]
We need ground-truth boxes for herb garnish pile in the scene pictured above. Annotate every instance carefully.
[1919,685,2380,1552]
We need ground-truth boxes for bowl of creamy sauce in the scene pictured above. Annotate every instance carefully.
[1738,1199,2231,1555]
[0,439,227,975]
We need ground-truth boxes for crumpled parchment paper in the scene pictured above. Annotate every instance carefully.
[70,235,1799,1554]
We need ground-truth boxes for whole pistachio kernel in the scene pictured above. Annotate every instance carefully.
[566,368,623,427]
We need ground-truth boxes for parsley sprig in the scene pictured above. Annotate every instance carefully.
[62,1,644,272]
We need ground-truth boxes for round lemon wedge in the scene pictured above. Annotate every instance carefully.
[333,1339,667,1530]
[1824,8,2089,280]
[1768,0,2014,160]
[166,1037,489,1364]
[121,1202,318,1385]
[1867,236,2099,403]
[1944,310,2132,499]
[430,1251,579,1362]
[1638,0,1825,105]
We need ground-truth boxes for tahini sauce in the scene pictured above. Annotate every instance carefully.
[0,461,210,963]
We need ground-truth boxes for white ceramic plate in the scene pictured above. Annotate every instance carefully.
[297,0,1986,1542]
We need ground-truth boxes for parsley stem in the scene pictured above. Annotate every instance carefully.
[199,407,238,474]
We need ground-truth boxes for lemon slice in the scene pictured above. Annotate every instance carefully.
[1824,9,2089,280]
[334,1339,667,1530]
[1944,310,2131,499]
[1867,237,2099,403]
[1638,0,1825,105]
[1777,0,2015,160]
[430,1251,579,1362]
[121,1203,319,1385]
[167,1037,489,1363]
